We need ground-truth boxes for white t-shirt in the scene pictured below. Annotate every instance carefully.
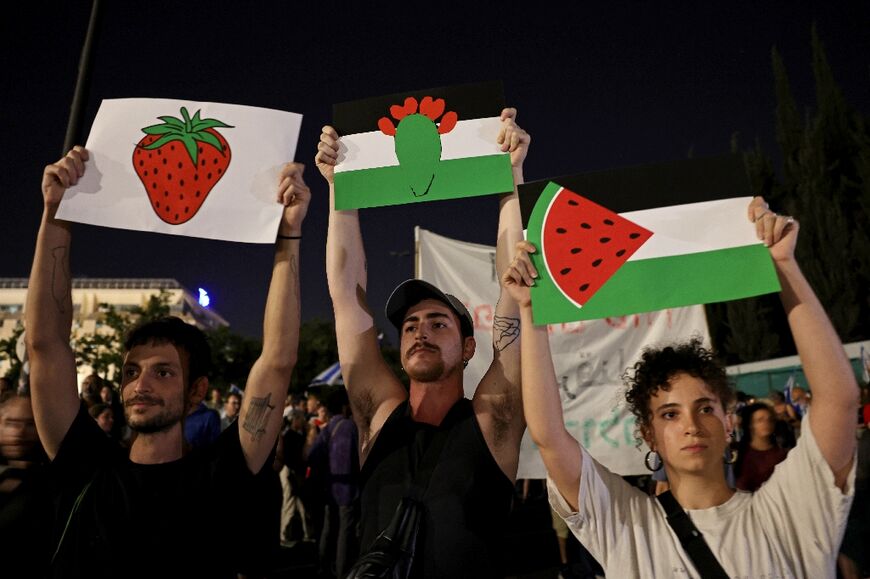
[549,416,855,578]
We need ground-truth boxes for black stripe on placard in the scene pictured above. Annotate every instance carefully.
[518,154,750,227]
[333,80,506,136]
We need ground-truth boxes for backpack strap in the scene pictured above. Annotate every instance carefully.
[656,490,730,579]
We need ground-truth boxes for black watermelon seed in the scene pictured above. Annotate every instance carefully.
[580,283,589,292]
[194,174,199,181]
[167,174,172,181]
[144,170,148,176]
[164,206,169,212]
[152,183,157,189]
[604,219,614,225]
[174,213,179,220]
[629,232,640,239]
[196,191,201,197]
[157,149,161,156]
[600,237,611,243]
[201,160,206,166]
[616,249,626,257]
[198,147,203,154]
[155,201,160,208]
[184,207,189,213]
[164,191,168,197]
[568,199,579,206]
[162,158,167,165]
[213,158,218,164]
[570,247,582,254]
[207,173,212,179]
[556,227,566,234]
[592,259,602,267]
[178,162,183,169]
[179,180,184,186]
[139,160,143,166]
[560,267,571,275]
[179,194,184,200]
[170,145,175,151]
[217,168,222,174]
[148,153,152,159]
[581,223,591,229]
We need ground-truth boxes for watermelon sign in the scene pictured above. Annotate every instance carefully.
[527,182,652,324]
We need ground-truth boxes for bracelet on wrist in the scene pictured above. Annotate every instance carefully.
[277,234,302,240]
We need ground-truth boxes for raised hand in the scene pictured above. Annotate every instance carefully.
[315,126,340,184]
[276,162,311,236]
[497,108,531,169]
[501,240,539,308]
[748,196,799,263]
[42,146,88,206]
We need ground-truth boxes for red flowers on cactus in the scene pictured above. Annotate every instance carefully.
[378,96,458,136]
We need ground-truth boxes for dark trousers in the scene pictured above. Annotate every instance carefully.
[319,501,359,577]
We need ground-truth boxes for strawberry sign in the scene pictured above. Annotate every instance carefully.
[56,98,303,244]
[133,107,233,225]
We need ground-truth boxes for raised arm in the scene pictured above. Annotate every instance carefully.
[315,126,406,458]
[750,197,859,490]
[473,108,531,480]
[502,241,582,509]
[25,147,89,459]
[239,163,309,473]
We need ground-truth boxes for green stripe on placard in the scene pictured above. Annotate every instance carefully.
[529,244,780,324]
[334,153,513,210]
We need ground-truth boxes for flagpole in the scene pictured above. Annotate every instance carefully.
[414,225,421,279]
[62,0,102,155]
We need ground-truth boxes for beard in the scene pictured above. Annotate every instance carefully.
[403,343,462,382]
[124,396,183,433]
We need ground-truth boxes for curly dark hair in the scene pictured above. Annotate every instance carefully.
[623,337,733,445]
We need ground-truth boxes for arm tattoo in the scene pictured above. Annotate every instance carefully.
[242,392,275,442]
[493,315,520,352]
[50,246,71,314]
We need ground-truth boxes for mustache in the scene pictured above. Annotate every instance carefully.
[407,342,440,357]
[125,395,164,407]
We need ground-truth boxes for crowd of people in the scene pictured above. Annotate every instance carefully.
[0,108,867,578]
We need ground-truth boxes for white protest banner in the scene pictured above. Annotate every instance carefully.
[416,227,711,477]
[57,98,302,243]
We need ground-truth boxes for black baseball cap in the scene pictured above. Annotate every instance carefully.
[385,279,474,338]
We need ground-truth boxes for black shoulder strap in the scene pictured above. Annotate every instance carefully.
[656,491,730,579]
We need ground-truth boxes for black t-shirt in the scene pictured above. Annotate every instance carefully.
[48,404,279,579]
[359,398,514,579]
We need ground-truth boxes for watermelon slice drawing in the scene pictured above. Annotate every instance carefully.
[534,183,653,311]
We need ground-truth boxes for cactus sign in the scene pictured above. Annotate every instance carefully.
[332,81,514,210]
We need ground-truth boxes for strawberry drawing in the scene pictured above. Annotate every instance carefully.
[132,107,233,225]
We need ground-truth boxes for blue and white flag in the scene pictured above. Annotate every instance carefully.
[310,361,343,387]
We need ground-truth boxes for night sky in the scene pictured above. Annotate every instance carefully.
[3,1,868,342]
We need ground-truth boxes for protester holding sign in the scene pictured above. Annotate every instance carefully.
[26,146,309,578]
[316,107,529,577]
[503,196,857,578]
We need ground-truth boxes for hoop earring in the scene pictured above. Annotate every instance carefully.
[644,450,663,472]
[462,359,469,368]
[724,448,738,465]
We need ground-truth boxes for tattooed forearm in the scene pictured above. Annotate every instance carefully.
[50,246,71,314]
[493,315,520,351]
[242,392,275,442]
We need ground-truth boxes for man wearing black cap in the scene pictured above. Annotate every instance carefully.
[316,108,530,578]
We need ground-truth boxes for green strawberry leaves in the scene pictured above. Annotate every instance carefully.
[140,107,233,165]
